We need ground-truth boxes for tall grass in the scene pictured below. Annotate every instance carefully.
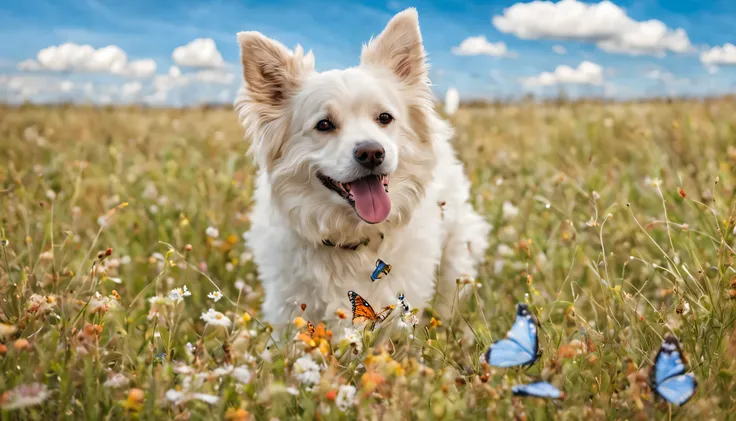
[0,100,735,420]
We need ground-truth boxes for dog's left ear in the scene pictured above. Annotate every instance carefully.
[360,8,427,86]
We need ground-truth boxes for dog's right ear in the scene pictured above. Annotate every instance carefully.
[237,31,312,108]
[236,32,314,169]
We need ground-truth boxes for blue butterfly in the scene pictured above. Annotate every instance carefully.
[485,303,539,368]
[371,259,392,282]
[512,382,564,399]
[651,335,697,406]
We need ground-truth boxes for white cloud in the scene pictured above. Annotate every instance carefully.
[522,61,604,87]
[172,38,224,68]
[444,87,459,116]
[451,36,510,57]
[17,43,157,77]
[17,59,43,71]
[492,0,691,56]
[168,65,182,78]
[552,45,567,55]
[193,69,235,84]
[645,69,690,85]
[700,43,736,66]
[121,81,143,98]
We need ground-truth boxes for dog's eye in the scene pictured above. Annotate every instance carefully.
[378,113,393,126]
[315,119,335,132]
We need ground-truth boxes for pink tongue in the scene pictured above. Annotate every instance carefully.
[350,176,391,224]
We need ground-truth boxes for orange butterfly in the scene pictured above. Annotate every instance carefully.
[347,290,395,330]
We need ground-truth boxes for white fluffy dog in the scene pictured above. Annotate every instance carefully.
[235,8,490,327]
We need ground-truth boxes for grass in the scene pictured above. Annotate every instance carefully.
[0,99,735,420]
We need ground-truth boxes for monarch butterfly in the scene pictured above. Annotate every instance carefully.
[347,290,394,330]
[371,259,392,282]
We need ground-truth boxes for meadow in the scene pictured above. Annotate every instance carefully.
[0,98,735,420]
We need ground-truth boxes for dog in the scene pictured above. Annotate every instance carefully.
[235,8,490,329]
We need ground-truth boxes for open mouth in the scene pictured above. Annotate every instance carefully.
[317,173,391,224]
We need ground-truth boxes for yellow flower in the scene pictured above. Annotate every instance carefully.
[242,312,252,323]
[293,317,307,329]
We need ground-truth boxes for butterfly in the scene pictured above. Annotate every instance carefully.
[347,290,395,330]
[512,382,564,399]
[370,259,392,282]
[397,292,411,314]
[485,303,540,368]
[650,335,697,406]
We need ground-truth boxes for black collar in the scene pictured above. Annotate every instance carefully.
[322,237,370,251]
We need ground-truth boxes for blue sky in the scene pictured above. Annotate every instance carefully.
[2,0,736,105]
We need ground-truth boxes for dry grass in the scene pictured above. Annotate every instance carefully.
[1,99,735,420]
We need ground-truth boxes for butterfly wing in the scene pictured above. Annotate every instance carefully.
[652,336,696,405]
[486,304,539,368]
[348,290,378,326]
[307,321,315,336]
[656,374,696,405]
[486,339,536,367]
[512,382,563,399]
[506,304,538,357]
[653,337,686,385]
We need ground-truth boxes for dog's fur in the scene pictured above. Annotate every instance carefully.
[235,8,490,327]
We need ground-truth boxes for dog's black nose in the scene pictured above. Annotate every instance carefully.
[353,141,385,169]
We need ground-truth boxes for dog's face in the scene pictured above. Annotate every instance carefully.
[236,9,439,244]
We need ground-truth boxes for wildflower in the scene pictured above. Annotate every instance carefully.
[293,355,321,385]
[200,308,232,328]
[429,317,442,329]
[242,352,256,364]
[104,373,130,389]
[497,244,514,257]
[27,294,56,315]
[683,302,691,315]
[502,201,519,220]
[89,292,116,315]
[335,385,357,411]
[185,342,196,353]
[0,323,18,338]
[121,255,132,265]
[340,327,363,354]
[13,339,30,351]
[293,316,307,329]
[225,262,234,272]
[0,383,50,410]
[212,365,234,377]
[242,312,252,323]
[240,251,253,262]
[592,191,601,201]
[234,279,246,290]
[286,386,299,396]
[165,389,219,405]
[336,309,347,319]
[206,226,220,238]
[231,366,253,384]
[39,251,54,261]
[208,290,223,302]
[168,286,192,302]
[259,348,273,363]
[225,408,249,421]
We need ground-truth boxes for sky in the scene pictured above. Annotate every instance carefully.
[2,0,736,105]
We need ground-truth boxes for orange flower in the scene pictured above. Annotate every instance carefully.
[13,339,30,351]
[336,309,348,319]
[325,389,338,401]
[225,408,249,421]
[361,371,385,396]
[429,317,442,329]
[293,317,307,329]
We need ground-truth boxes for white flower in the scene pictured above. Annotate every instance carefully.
[225,262,234,272]
[683,302,691,315]
[45,190,56,200]
[121,255,132,265]
[286,386,299,396]
[335,385,357,412]
[502,201,519,220]
[186,342,196,353]
[0,383,49,410]
[240,251,253,262]
[293,355,321,385]
[97,216,108,227]
[243,352,256,364]
[168,286,192,302]
[207,291,223,302]
[341,328,363,353]
[200,308,232,328]
[497,244,514,257]
[205,226,219,238]
[174,364,194,374]
[231,366,253,384]
[212,365,233,377]
[165,390,219,405]
[493,259,505,274]
[103,373,129,389]
[592,191,601,201]
[234,279,246,291]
